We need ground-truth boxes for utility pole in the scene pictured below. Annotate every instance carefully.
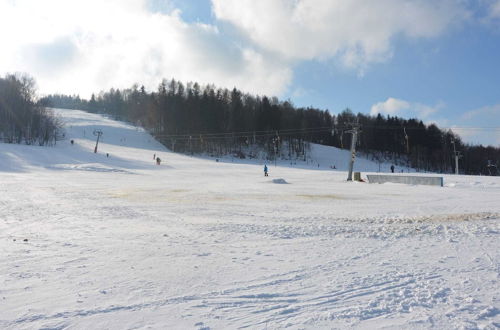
[93,129,103,153]
[451,139,462,175]
[346,122,361,181]
[403,127,410,154]
[273,131,280,167]
[404,127,410,172]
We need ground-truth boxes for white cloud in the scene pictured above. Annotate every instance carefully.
[477,0,500,27]
[413,102,444,118]
[0,0,291,97]
[449,127,482,139]
[461,103,500,121]
[0,0,480,99]
[489,0,500,19]
[212,0,468,72]
[369,100,500,147]
[449,126,500,147]
[450,104,500,147]
[370,97,442,118]
[370,98,410,116]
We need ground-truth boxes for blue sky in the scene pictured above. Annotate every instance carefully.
[1,0,499,146]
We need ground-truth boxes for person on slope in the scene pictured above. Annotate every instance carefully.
[264,164,269,177]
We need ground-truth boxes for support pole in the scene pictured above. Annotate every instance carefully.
[346,123,361,181]
[93,129,103,153]
[404,127,410,172]
[451,139,462,175]
[273,132,280,167]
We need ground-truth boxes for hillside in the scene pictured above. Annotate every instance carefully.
[43,85,500,176]
[0,109,401,175]
[0,109,499,329]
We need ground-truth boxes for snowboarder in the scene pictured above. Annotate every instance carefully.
[391,165,395,173]
[264,164,268,177]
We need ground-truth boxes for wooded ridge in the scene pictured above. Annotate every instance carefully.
[38,79,500,175]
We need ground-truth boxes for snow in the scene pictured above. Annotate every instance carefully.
[271,178,289,184]
[1,109,499,329]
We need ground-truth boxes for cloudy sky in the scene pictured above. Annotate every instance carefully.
[1,0,500,146]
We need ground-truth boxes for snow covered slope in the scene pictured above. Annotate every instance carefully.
[0,109,394,174]
[1,109,499,329]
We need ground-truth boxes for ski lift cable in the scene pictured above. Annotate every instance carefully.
[150,125,500,139]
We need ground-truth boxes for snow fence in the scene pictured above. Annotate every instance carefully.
[367,174,443,187]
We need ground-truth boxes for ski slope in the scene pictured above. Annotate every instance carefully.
[0,109,499,329]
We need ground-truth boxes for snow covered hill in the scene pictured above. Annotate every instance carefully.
[1,109,499,329]
[0,108,400,175]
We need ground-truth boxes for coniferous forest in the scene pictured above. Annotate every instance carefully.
[40,79,500,175]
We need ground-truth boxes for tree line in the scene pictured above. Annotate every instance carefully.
[40,79,499,175]
[0,74,62,146]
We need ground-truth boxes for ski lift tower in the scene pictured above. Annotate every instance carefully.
[346,122,361,181]
[451,139,462,175]
[487,160,499,176]
[273,131,280,167]
[93,129,103,153]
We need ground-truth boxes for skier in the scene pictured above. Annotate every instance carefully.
[390,165,395,173]
[156,157,161,165]
[264,164,268,177]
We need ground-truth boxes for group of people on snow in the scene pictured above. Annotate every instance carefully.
[154,153,161,165]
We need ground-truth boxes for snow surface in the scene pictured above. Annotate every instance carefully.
[0,109,499,329]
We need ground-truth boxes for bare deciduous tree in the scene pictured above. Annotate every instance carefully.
[0,73,63,146]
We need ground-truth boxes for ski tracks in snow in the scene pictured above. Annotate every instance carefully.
[1,110,499,330]
[5,270,446,329]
